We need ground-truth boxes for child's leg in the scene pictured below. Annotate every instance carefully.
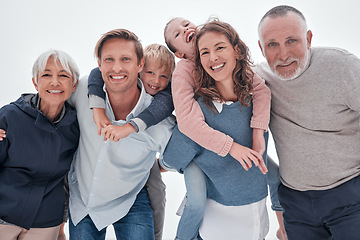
[145,161,166,240]
[176,161,207,240]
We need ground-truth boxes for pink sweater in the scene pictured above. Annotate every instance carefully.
[172,59,271,157]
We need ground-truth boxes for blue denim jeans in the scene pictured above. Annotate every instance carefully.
[176,161,207,240]
[279,175,360,240]
[266,155,282,211]
[69,188,154,240]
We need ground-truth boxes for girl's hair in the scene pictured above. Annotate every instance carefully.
[144,43,176,80]
[164,17,181,54]
[32,49,79,85]
[194,19,254,111]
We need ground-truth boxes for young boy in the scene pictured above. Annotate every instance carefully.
[87,43,175,240]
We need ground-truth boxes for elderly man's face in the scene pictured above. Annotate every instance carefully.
[98,38,144,95]
[259,12,312,80]
[32,56,76,110]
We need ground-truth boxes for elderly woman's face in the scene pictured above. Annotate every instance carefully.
[33,56,76,110]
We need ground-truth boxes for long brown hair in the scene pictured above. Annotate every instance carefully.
[194,19,254,111]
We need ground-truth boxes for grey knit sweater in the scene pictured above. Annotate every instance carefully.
[256,47,360,191]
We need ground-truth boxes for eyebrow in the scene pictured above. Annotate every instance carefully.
[199,41,226,52]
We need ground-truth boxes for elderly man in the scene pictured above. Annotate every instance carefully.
[256,5,360,240]
[67,29,174,239]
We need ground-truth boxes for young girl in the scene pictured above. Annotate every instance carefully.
[161,19,282,239]
[163,18,286,240]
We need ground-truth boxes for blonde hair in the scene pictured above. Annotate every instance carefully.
[143,44,176,79]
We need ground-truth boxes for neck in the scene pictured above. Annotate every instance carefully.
[216,79,237,102]
[40,102,64,122]
[107,86,141,121]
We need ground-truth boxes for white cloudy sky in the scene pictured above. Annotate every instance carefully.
[1,0,359,239]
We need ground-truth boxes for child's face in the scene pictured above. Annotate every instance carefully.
[166,18,196,59]
[139,60,171,95]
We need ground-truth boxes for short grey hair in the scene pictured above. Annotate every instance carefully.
[258,5,307,37]
[32,49,80,85]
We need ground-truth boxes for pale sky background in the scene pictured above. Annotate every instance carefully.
[1,0,359,239]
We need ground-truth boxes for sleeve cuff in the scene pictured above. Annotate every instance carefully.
[130,118,147,132]
[88,94,106,109]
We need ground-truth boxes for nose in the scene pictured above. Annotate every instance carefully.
[153,76,160,84]
[50,75,60,86]
[113,61,123,73]
[209,51,218,62]
[278,46,289,61]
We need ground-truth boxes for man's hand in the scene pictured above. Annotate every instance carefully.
[229,142,268,174]
[92,108,111,136]
[101,123,136,142]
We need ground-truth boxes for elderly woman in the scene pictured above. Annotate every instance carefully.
[0,49,80,240]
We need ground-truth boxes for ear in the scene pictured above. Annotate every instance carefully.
[72,80,78,92]
[32,77,38,91]
[306,30,313,49]
[174,51,185,59]
[137,58,145,73]
[97,60,102,71]
[234,45,242,59]
[258,40,265,57]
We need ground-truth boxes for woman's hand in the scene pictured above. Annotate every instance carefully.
[0,129,6,141]
[229,142,268,174]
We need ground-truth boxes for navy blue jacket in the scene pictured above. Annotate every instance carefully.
[0,94,79,229]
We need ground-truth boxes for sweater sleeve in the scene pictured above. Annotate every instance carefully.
[88,67,106,109]
[172,59,233,157]
[250,73,271,131]
[136,82,174,129]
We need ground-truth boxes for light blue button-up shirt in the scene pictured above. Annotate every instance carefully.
[68,76,175,230]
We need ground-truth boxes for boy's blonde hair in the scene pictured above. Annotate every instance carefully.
[144,44,176,79]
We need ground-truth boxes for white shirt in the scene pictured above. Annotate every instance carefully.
[200,198,269,240]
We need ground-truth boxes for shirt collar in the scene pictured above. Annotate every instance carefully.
[213,99,234,113]
[104,78,147,123]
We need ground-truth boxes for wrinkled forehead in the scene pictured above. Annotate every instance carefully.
[259,12,307,40]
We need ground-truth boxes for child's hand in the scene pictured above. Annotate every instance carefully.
[0,129,6,141]
[93,108,111,136]
[252,128,266,155]
[229,142,268,175]
[101,123,136,142]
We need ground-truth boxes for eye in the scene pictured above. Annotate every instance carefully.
[267,42,278,47]
[200,51,209,56]
[104,57,113,62]
[146,71,154,75]
[41,73,51,77]
[59,74,70,78]
[160,75,169,79]
[287,39,297,44]
[175,32,179,38]
[185,22,189,27]
[217,46,225,51]
[122,57,130,62]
